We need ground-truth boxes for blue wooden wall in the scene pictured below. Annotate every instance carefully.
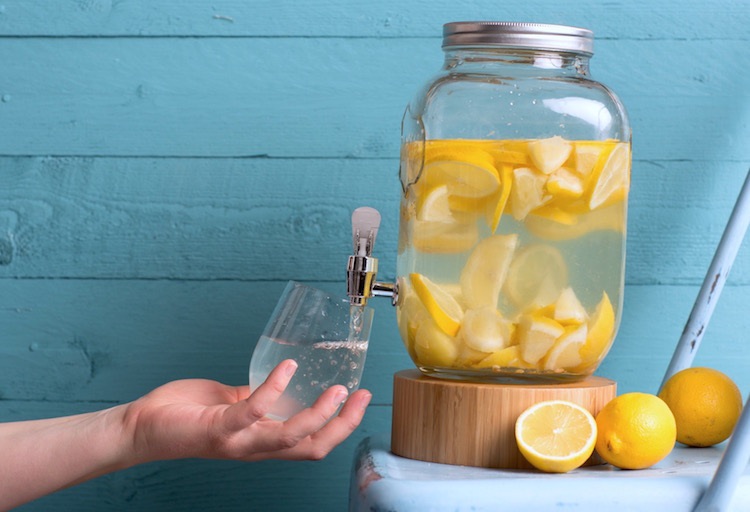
[1,1,749,510]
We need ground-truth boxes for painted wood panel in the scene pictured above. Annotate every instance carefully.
[1,157,749,284]
[1,1,749,510]
[0,0,747,39]
[0,38,747,161]
[2,281,750,510]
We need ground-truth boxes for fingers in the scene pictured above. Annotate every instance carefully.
[275,387,372,460]
[223,359,297,432]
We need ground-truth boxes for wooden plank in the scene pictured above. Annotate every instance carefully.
[1,157,749,284]
[0,156,402,281]
[1,280,749,403]
[0,38,747,160]
[0,0,747,38]
[0,279,412,402]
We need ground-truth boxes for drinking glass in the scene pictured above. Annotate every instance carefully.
[249,281,373,420]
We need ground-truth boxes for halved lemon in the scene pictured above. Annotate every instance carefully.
[410,273,464,337]
[515,400,597,473]
[588,143,630,210]
[460,234,519,309]
[528,136,573,175]
[503,244,568,310]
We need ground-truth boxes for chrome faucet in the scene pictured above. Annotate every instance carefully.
[346,207,398,307]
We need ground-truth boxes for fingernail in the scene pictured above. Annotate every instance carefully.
[360,392,372,410]
[285,360,298,377]
[333,389,348,406]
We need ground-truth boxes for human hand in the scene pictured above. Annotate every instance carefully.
[122,359,372,464]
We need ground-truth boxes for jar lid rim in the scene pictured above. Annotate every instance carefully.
[442,22,594,55]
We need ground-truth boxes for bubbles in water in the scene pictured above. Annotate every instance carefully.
[350,362,358,370]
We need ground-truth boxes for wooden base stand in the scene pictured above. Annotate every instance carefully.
[391,369,617,469]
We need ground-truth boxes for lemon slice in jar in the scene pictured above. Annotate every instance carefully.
[421,146,500,200]
[543,323,588,371]
[460,234,519,310]
[509,167,550,220]
[459,306,512,353]
[516,314,565,365]
[503,244,568,310]
[588,143,630,210]
[528,136,573,175]
[410,273,464,337]
[574,291,615,372]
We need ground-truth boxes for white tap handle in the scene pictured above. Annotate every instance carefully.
[352,207,381,256]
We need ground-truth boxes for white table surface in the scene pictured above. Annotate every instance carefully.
[349,434,750,512]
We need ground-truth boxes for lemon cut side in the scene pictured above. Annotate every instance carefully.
[515,400,597,473]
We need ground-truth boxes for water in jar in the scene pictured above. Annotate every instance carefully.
[396,137,629,382]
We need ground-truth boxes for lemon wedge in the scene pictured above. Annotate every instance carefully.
[517,314,565,365]
[588,143,630,210]
[515,400,597,473]
[543,324,588,371]
[460,234,519,309]
[528,136,573,175]
[396,285,427,360]
[410,273,464,337]
[485,164,514,232]
[503,244,568,310]
[416,184,454,222]
[421,152,500,200]
[546,167,584,199]
[575,291,615,371]
[553,287,588,325]
[509,167,550,220]
[573,142,605,178]
[459,306,512,353]
[414,317,460,367]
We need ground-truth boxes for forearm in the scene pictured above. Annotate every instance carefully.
[0,404,137,511]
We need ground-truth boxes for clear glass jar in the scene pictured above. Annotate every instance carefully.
[396,22,631,383]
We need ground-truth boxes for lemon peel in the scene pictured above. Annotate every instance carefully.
[410,273,464,337]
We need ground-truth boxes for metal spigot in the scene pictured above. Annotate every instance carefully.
[346,207,398,307]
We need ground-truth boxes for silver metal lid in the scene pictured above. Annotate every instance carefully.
[442,22,594,55]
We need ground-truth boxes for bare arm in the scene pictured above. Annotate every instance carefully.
[0,360,371,511]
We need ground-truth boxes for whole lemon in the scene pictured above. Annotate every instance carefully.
[595,392,676,469]
[658,367,743,447]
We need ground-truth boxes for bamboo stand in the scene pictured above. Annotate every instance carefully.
[391,369,616,469]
